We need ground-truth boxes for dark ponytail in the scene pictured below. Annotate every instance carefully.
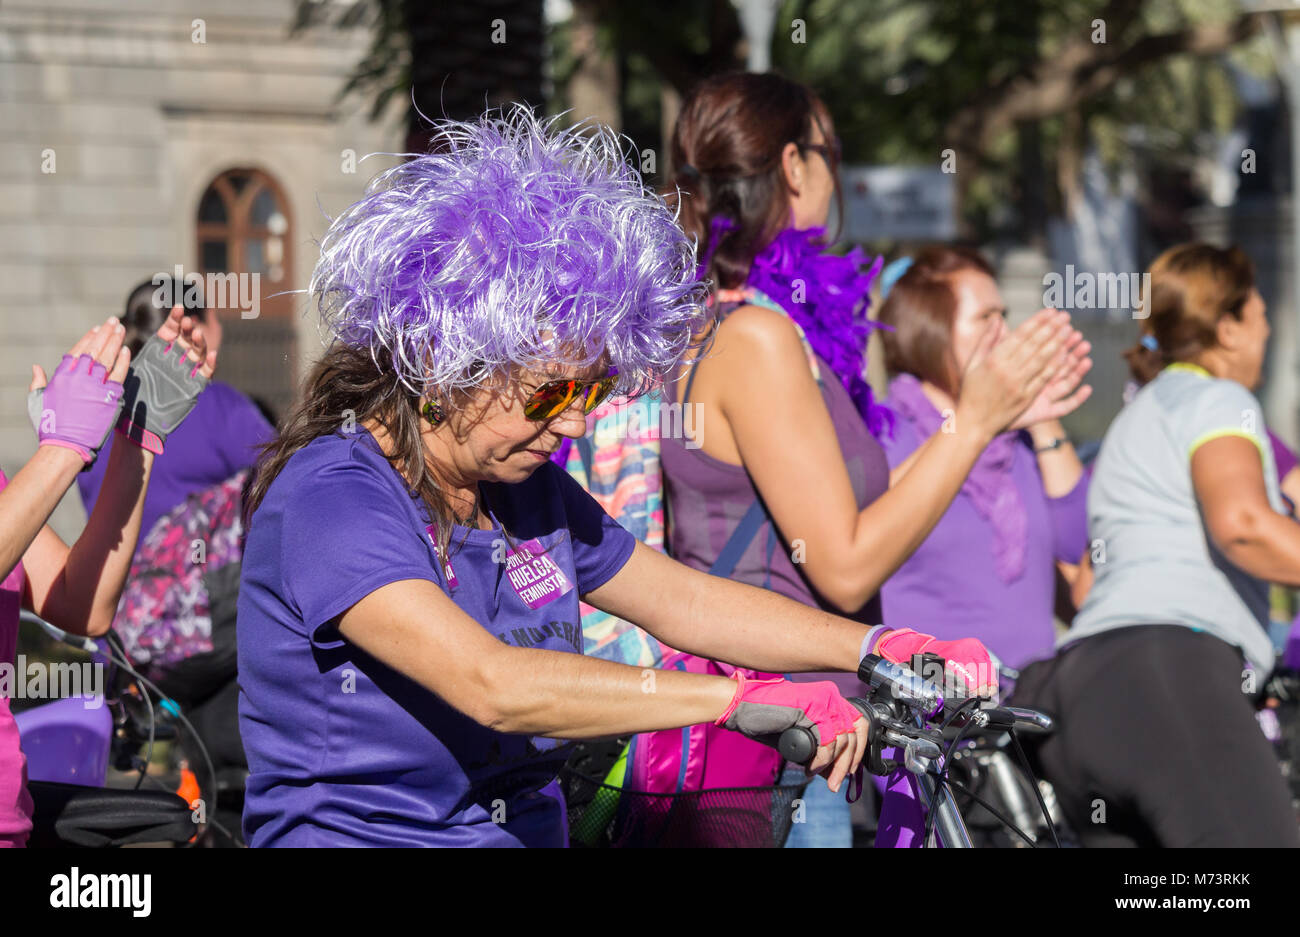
[121,275,212,357]
[664,72,840,291]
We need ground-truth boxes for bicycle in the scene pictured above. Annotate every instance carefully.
[13,610,236,847]
[777,651,1067,848]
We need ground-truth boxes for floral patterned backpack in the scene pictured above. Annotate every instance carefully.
[110,469,250,684]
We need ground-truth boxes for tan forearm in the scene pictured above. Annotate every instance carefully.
[586,544,868,676]
[1027,419,1083,497]
[836,412,992,610]
[484,646,738,738]
[658,565,864,673]
[341,578,740,740]
[1217,508,1300,588]
[887,432,933,486]
[0,445,83,580]
[50,436,153,635]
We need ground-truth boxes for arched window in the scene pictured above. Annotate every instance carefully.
[196,169,292,289]
[195,169,296,422]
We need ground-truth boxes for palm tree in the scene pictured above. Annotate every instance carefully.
[301,0,546,151]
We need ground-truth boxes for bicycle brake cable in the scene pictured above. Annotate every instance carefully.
[943,776,1039,847]
[1008,729,1062,848]
[131,769,240,844]
[922,696,981,847]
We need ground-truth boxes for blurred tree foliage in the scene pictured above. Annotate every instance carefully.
[327,0,1273,243]
[554,0,1269,242]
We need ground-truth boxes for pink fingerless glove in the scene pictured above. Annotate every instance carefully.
[26,354,125,465]
[715,672,860,747]
[874,628,998,694]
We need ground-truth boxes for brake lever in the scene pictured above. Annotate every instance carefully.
[889,732,943,776]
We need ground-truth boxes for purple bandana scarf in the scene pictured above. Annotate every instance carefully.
[884,372,1028,584]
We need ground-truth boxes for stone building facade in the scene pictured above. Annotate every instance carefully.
[0,0,403,541]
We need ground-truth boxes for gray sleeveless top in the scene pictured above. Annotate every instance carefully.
[660,291,890,690]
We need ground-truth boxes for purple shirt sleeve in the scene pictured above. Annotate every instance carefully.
[209,383,275,477]
[279,456,439,649]
[1268,428,1298,483]
[1045,469,1090,565]
[550,463,636,594]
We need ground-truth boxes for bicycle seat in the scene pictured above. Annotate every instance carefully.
[26,780,195,848]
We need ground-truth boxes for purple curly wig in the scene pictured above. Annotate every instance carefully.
[311,106,710,399]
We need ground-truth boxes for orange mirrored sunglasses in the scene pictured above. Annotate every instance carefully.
[523,368,619,421]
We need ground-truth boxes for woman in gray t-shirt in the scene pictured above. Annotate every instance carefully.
[1012,243,1300,847]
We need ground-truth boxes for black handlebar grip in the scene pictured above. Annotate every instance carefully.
[777,725,819,765]
[777,699,875,766]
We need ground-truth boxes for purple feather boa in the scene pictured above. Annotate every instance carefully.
[744,226,894,437]
[552,225,892,471]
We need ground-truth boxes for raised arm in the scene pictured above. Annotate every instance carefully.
[1026,418,1085,497]
[0,318,129,584]
[0,447,85,584]
[697,305,1088,612]
[24,306,216,635]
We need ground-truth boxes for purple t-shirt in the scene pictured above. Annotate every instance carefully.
[237,430,636,847]
[77,380,273,541]
[1268,428,1298,486]
[1266,428,1300,665]
[877,410,1090,670]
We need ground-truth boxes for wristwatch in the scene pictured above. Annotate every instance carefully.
[1033,436,1070,453]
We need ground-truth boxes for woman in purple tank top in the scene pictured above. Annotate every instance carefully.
[661,73,1094,846]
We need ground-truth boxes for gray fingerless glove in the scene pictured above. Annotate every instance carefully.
[116,334,210,454]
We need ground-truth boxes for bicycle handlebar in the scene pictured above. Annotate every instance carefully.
[777,698,872,765]
[773,654,1054,769]
[858,654,946,716]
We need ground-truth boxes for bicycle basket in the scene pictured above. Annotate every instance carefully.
[561,767,809,848]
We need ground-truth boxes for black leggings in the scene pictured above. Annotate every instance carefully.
[1009,624,1299,847]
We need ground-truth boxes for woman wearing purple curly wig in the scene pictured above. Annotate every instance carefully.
[235,107,919,848]
[660,72,1093,847]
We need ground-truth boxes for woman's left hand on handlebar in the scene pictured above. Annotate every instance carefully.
[716,673,870,789]
[808,714,870,793]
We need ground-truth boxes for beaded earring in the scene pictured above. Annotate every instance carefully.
[422,399,445,427]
